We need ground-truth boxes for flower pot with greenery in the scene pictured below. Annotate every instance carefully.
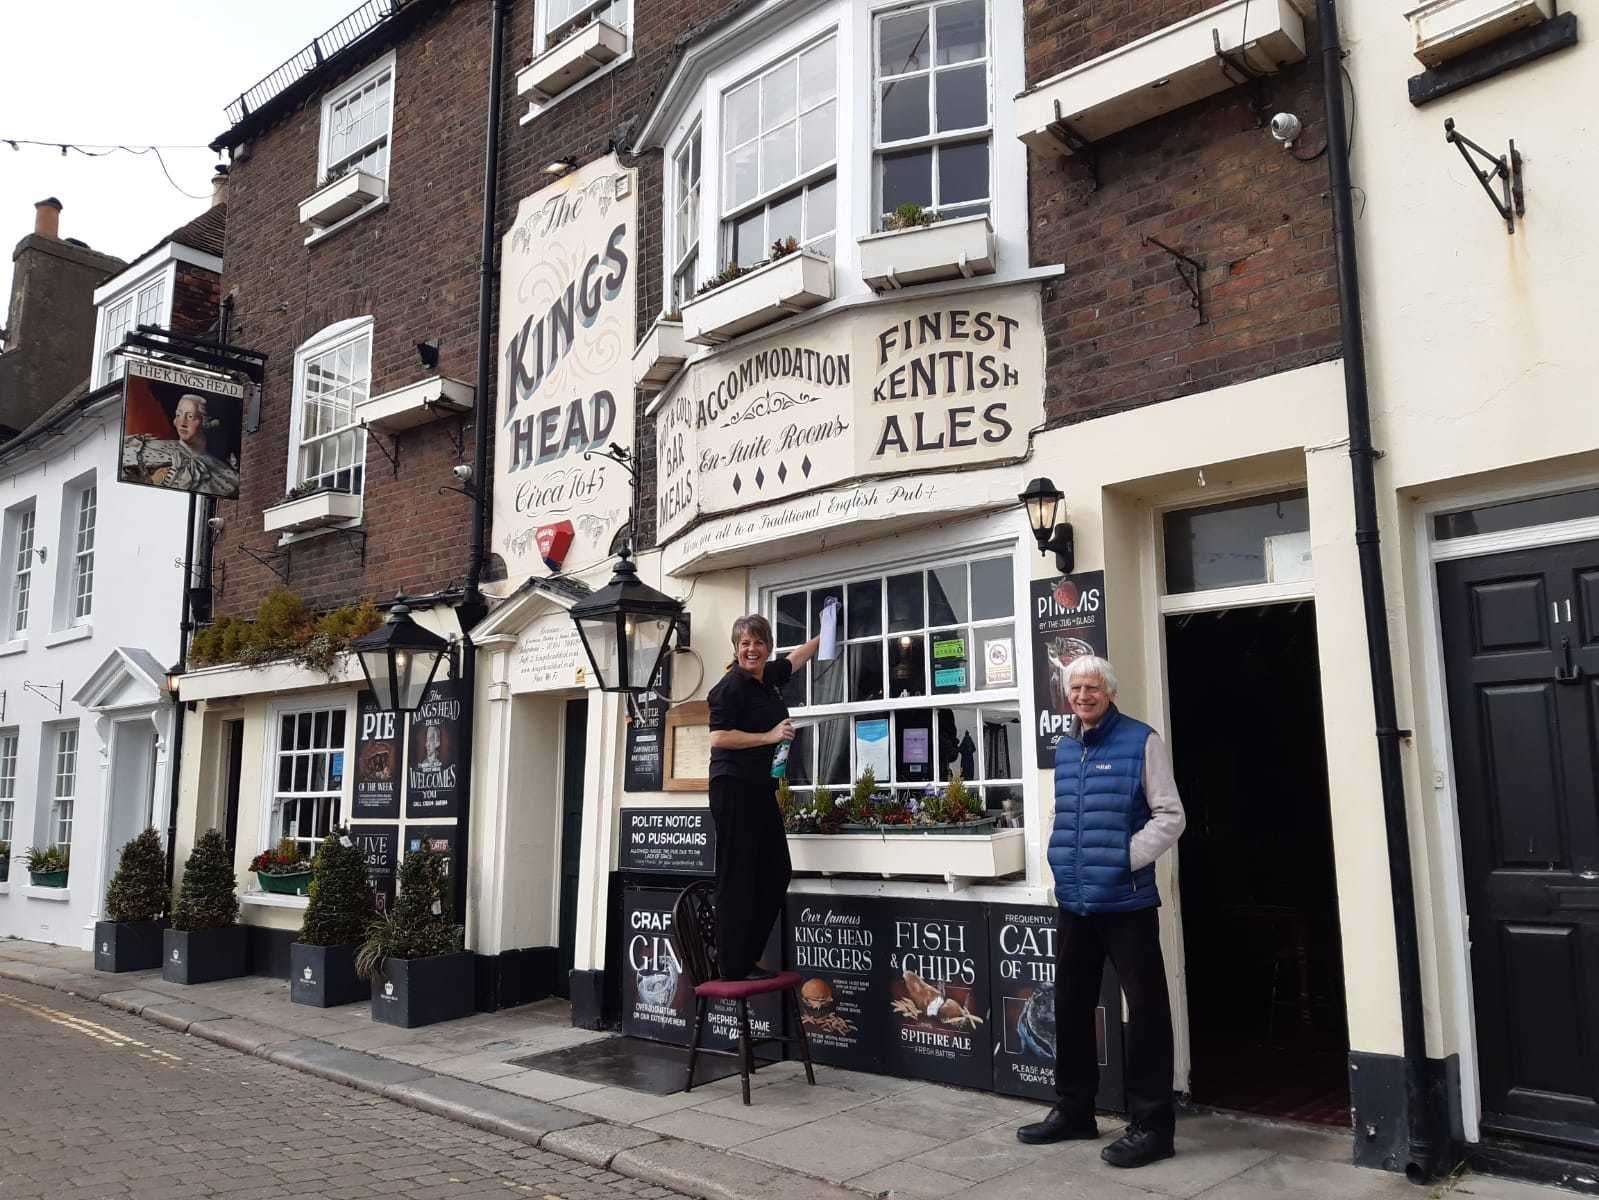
[251,838,314,895]
[358,848,473,1028]
[163,829,249,985]
[24,845,69,888]
[291,829,376,1008]
[0,840,9,884]
[95,829,170,973]
[912,773,1001,834]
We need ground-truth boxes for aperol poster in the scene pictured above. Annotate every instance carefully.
[1030,570,1107,762]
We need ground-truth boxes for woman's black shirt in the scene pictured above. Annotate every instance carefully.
[707,658,795,783]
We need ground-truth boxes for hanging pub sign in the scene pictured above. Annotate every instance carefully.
[883,898,992,1089]
[353,824,399,915]
[786,894,888,1072]
[618,807,715,875]
[352,691,401,820]
[623,660,671,792]
[1029,570,1107,763]
[405,679,462,819]
[118,359,245,499]
[496,154,637,591]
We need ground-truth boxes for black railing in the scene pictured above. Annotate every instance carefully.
[224,0,402,126]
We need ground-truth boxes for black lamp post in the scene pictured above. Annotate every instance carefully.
[568,547,686,694]
[351,598,453,713]
[1019,476,1075,573]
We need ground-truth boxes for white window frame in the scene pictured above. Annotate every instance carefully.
[317,51,396,188]
[521,0,635,119]
[262,699,354,860]
[69,481,96,625]
[539,0,631,52]
[0,729,17,846]
[91,263,175,390]
[286,317,373,518]
[5,502,36,641]
[49,725,77,851]
[670,123,703,311]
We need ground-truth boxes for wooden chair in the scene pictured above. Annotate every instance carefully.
[669,880,816,1105]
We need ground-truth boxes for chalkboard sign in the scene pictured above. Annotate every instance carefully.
[624,663,670,792]
[406,679,463,818]
[882,898,993,1089]
[353,825,399,914]
[786,894,887,1073]
[618,808,715,875]
[352,692,401,820]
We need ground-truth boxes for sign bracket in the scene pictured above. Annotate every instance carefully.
[22,680,63,714]
[240,544,292,584]
[361,422,401,478]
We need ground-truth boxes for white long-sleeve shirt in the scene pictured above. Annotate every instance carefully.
[1065,717,1187,871]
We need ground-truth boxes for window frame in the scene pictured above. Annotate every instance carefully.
[91,264,175,390]
[48,725,78,852]
[285,317,373,517]
[69,482,97,625]
[317,51,396,189]
[262,698,354,861]
[539,0,631,51]
[670,123,703,310]
[5,502,36,641]
[0,728,17,846]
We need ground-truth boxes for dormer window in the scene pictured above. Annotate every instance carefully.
[94,272,169,389]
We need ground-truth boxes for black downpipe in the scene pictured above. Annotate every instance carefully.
[1317,0,1438,1181]
[451,0,507,927]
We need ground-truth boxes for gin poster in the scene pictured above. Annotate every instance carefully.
[353,691,400,819]
[1029,570,1107,763]
[405,679,462,819]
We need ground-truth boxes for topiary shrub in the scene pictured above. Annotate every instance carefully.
[299,829,375,947]
[172,829,239,931]
[105,829,169,923]
[355,850,461,979]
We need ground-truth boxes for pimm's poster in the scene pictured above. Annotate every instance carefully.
[353,691,400,819]
[405,679,462,819]
[1029,570,1107,763]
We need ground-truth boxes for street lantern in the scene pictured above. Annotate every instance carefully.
[1019,476,1075,573]
[568,548,685,694]
[351,599,452,713]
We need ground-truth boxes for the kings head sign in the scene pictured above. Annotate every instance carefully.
[497,155,637,587]
[654,282,1043,543]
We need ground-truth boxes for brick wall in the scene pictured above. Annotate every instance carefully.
[171,263,221,339]
[212,1,490,617]
[1027,1,1341,423]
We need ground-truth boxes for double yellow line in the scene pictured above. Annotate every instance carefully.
[0,989,184,1067]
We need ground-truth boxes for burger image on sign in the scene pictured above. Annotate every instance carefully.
[800,978,833,1018]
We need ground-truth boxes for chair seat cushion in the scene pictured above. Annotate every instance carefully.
[694,971,803,1000]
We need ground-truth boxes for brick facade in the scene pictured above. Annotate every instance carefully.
[171,263,222,342]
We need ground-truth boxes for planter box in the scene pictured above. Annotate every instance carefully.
[95,919,168,973]
[0,859,9,884]
[632,318,689,392]
[1406,0,1553,66]
[370,950,477,1028]
[256,870,313,896]
[29,869,68,888]
[840,816,1004,836]
[788,827,1025,880]
[681,252,833,346]
[858,216,996,291]
[162,926,250,985]
[262,489,361,535]
[291,942,367,1008]
[517,20,627,103]
[298,169,386,229]
[355,374,473,433]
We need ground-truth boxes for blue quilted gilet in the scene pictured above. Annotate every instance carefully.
[1048,706,1158,914]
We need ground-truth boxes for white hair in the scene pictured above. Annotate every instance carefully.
[1065,654,1118,697]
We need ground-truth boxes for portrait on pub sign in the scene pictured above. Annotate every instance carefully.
[118,359,244,500]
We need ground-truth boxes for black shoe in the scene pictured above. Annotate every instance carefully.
[1016,1106,1099,1145]
[1100,1124,1175,1169]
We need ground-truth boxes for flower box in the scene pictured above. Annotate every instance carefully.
[681,252,833,346]
[371,951,477,1028]
[858,216,996,291]
[262,489,361,535]
[788,827,1025,879]
[632,318,689,392]
[298,169,386,229]
[162,926,249,986]
[356,375,474,434]
[256,870,313,896]
[517,20,627,103]
[95,919,168,973]
[291,942,367,1008]
[840,816,1004,837]
[1405,0,1553,67]
[29,869,68,888]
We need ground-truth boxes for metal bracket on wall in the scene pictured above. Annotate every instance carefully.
[1144,236,1206,325]
[1443,118,1524,234]
[1048,99,1099,190]
[444,417,466,459]
[0,690,6,721]
[361,423,401,478]
[328,527,369,566]
[1212,28,1269,126]
[22,681,63,714]
[240,544,292,583]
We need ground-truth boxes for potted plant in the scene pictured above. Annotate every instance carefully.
[357,849,473,1028]
[95,829,170,972]
[251,838,314,896]
[915,772,1002,834]
[163,829,249,984]
[0,840,9,884]
[24,845,69,887]
[291,829,376,1008]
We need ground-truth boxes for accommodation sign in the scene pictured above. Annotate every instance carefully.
[1030,570,1107,763]
[497,154,637,588]
[655,283,1043,542]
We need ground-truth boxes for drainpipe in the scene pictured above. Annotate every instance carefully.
[451,0,508,933]
[1316,0,1439,1181]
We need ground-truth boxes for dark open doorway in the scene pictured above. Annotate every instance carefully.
[556,697,589,999]
[1165,601,1350,1126]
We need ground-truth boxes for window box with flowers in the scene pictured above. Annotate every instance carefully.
[298,168,387,230]
[632,314,690,392]
[251,839,315,896]
[859,209,995,292]
[681,248,834,346]
[23,844,69,888]
[518,18,627,104]
[263,485,363,535]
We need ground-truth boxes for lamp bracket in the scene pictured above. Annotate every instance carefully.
[240,543,292,583]
[360,422,401,478]
[584,442,637,482]
[23,680,63,714]
[1143,236,1206,325]
[1039,524,1075,575]
[436,483,482,504]
[1444,118,1523,234]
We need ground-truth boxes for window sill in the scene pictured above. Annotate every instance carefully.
[299,169,387,230]
[0,637,26,657]
[303,196,389,247]
[1407,0,1553,67]
[858,215,997,292]
[632,317,688,393]
[263,490,363,535]
[681,251,834,346]
[23,886,71,902]
[788,826,1025,880]
[44,624,93,649]
[517,21,628,106]
[242,891,309,911]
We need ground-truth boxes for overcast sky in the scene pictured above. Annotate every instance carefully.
[1,1,360,304]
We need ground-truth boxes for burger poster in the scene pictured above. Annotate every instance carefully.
[883,900,992,1089]
[1029,570,1107,763]
[788,895,887,1072]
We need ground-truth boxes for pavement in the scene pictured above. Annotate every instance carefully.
[0,937,1580,1200]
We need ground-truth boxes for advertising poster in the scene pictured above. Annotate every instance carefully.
[405,825,457,889]
[496,155,637,589]
[855,717,891,780]
[1029,571,1107,763]
[353,824,399,915]
[623,661,670,792]
[989,903,1125,1110]
[118,358,245,499]
[787,894,887,1072]
[352,691,401,819]
[406,679,462,819]
[618,807,715,875]
[882,899,992,1088]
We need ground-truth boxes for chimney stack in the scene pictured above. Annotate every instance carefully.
[34,197,62,239]
[211,165,229,207]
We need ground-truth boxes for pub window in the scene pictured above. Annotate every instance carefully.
[48,725,78,852]
[271,706,347,858]
[0,729,17,846]
[670,125,703,310]
[96,274,167,388]
[5,503,35,639]
[289,318,371,501]
[319,53,394,193]
[1163,490,1311,595]
[68,481,96,624]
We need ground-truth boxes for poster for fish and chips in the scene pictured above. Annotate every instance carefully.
[883,899,992,1089]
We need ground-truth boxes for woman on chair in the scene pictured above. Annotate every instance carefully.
[706,614,820,980]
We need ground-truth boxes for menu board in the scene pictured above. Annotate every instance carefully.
[787,894,887,1072]
[353,824,399,915]
[618,807,715,875]
[624,663,670,792]
[406,679,463,818]
[352,692,401,819]
[883,899,992,1088]
[1029,571,1107,763]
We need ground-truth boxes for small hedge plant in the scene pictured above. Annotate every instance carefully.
[172,829,238,931]
[299,829,376,948]
[105,829,168,923]
[188,588,381,676]
[355,849,461,979]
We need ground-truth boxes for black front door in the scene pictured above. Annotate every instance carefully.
[1438,538,1599,1148]
[556,698,589,998]
[223,719,244,853]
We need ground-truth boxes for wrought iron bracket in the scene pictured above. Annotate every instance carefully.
[361,423,401,478]
[23,680,63,714]
[329,527,369,566]
[436,484,481,504]
[1047,99,1099,190]
[1213,29,1269,126]
[1144,236,1206,325]
[1443,118,1524,234]
[443,417,466,459]
[240,544,292,583]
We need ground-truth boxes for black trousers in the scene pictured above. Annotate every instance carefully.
[1054,906,1175,1134]
[708,775,791,980]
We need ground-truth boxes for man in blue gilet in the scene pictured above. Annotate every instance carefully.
[1017,655,1187,1168]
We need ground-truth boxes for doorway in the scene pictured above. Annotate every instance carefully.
[1437,537,1599,1150]
[102,720,159,906]
[556,698,589,998]
[222,719,244,854]
[1166,601,1351,1125]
